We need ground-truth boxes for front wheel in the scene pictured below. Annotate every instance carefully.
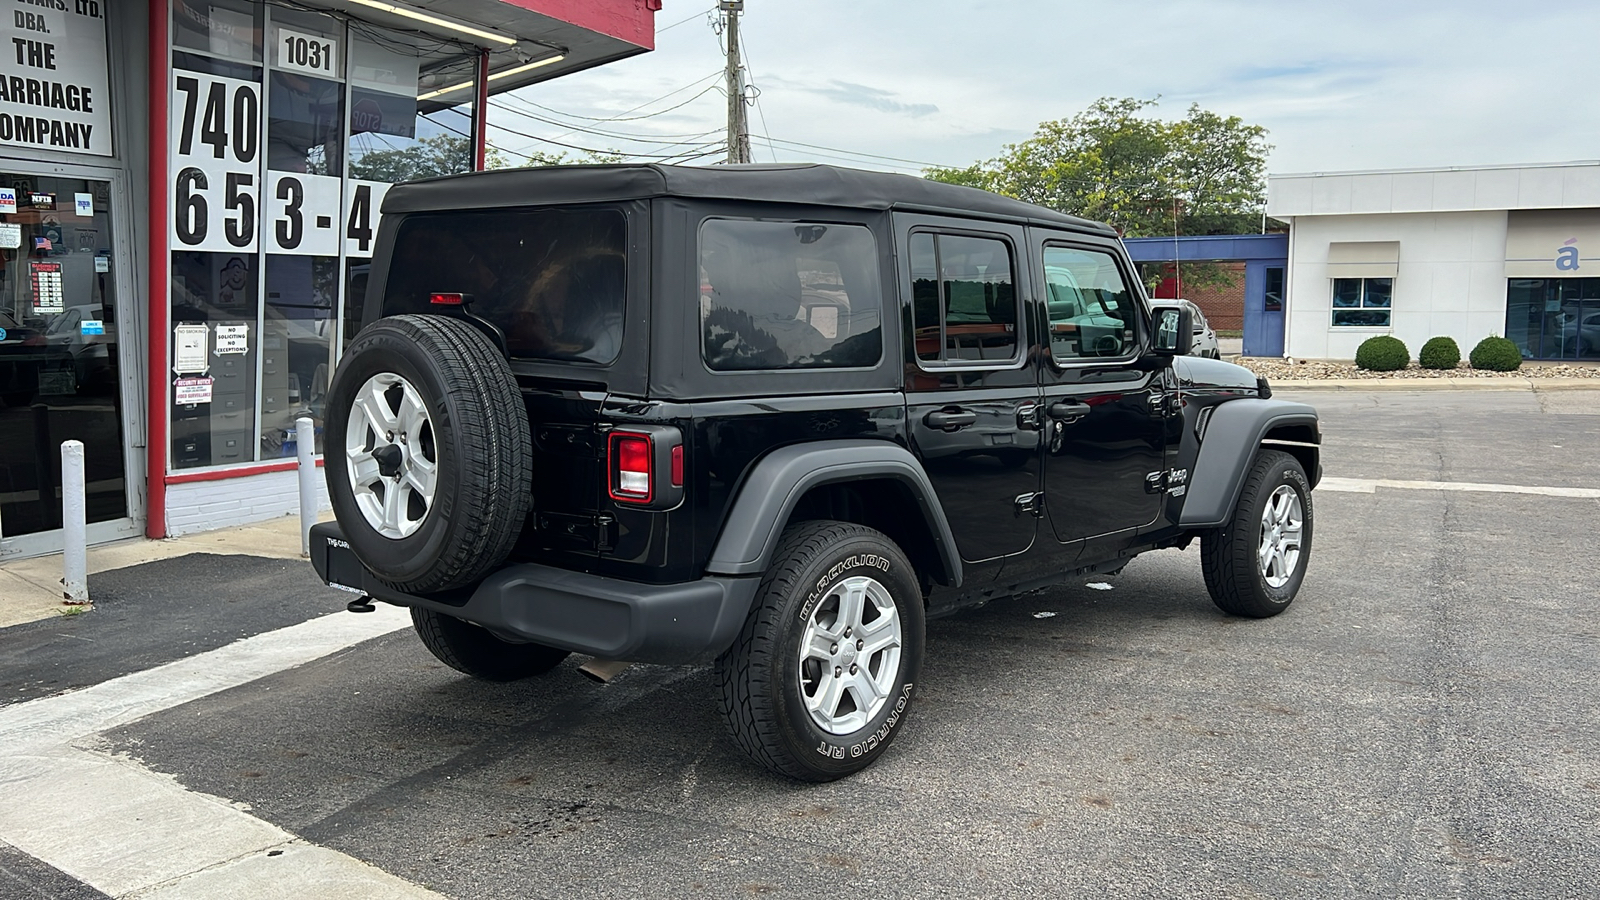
[715,521,925,781]
[1200,449,1313,617]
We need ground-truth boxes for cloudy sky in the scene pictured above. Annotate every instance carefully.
[488,1,1599,177]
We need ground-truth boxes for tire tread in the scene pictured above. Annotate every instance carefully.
[715,520,916,782]
[1201,449,1309,617]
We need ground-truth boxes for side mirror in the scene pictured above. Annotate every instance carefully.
[1150,305,1191,356]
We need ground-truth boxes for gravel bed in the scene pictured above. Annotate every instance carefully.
[1236,357,1600,381]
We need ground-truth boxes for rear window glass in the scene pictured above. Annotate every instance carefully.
[700,220,883,371]
[384,207,626,364]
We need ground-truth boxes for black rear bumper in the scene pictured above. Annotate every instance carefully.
[310,522,759,665]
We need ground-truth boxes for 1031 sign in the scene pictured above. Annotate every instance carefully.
[277,27,339,78]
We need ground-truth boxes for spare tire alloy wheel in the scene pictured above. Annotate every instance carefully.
[324,314,531,594]
[716,521,925,782]
[347,372,436,539]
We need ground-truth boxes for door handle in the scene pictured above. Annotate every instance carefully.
[924,408,977,430]
[1017,403,1041,431]
[1047,401,1090,424]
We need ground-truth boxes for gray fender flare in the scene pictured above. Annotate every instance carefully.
[704,439,963,587]
[1179,399,1320,528]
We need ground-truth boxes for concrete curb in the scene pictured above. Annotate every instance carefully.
[1267,377,1600,392]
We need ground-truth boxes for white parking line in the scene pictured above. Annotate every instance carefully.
[0,605,442,899]
[1318,475,1600,499]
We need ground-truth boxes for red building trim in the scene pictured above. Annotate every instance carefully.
[146,0,169,538]
[494,0,658,50]
[165,458,324,485]
[473,49,489,171]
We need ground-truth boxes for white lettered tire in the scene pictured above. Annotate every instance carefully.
[715,520,925,781]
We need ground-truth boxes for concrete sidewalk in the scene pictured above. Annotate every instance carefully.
[0,513,330,629]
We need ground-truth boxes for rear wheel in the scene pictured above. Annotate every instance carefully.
[715,521,925,782]
[324,315,531,593]
[411,608,570,681]
[1201,449,1313,617]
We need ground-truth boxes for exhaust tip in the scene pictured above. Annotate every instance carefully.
[578,658,632,684]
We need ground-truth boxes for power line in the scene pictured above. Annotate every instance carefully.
[504,70,724,126]
[657,5,716,34]
[747,138,927,173]
[488,97,723,145]
[487,116,724,160]
[757,136,960,170]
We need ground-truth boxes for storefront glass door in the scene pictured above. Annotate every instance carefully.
[0,172,128,543]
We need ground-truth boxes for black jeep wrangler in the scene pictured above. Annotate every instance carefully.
[311,163,1319,782]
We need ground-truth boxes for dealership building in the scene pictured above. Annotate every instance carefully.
[0,0,657,559]
[1267,161,1600,363]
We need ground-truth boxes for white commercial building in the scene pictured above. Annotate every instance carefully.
[1267,161,1600,362]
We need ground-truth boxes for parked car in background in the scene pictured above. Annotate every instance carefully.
[1178,299,1221,358]
[1556,308,1600,357]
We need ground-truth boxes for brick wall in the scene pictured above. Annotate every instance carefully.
[165,468,330,537]
[1152,262,1248,331]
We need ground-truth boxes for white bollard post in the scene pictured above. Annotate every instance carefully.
[61,440,88,604]
[295,416,318,558]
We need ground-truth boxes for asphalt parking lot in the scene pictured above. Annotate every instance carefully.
[3,388,1599,899]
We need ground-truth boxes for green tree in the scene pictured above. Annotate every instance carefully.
[349,133,473,183]
[504,148,625,167]
[926,97,1271,238]
[349,136,627,182]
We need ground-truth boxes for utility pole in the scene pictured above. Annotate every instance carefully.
[721,0,750,164]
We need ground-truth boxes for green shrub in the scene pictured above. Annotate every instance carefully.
[1468,335,1522,371]
[1418,336,1461,370]
[1354,335,1410,371]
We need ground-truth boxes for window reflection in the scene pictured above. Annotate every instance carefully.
[264,255,336,456]
[911,233,1016,363]
[1506,278,1600,360]
[268,71,343,176]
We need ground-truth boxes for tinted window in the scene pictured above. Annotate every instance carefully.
[1331,277,1392,327]
[700,220,882,371]
[384,207,626,364]
[1042,246,1137,359]
[910,233,1017,363]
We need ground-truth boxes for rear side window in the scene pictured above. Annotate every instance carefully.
[910,232,1018,363]
[384,207,626,364]
[700,220,883,371]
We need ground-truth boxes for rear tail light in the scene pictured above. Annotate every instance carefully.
[605,426,685,508]
[609,432,654,502]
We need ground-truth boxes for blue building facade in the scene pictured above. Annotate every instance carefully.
[1123,234,1289,357]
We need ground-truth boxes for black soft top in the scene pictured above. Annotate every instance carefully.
[381,162,1114,235]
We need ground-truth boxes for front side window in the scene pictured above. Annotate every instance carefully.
[385,207,627,364]
[910,232,1017,363]
[700,220,882,371]
[1042,246,1138,360]
[1331,277,1392,327]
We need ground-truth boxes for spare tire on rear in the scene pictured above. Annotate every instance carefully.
[324,314,531,593]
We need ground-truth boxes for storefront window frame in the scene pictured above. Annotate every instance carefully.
[165,1,485,474]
